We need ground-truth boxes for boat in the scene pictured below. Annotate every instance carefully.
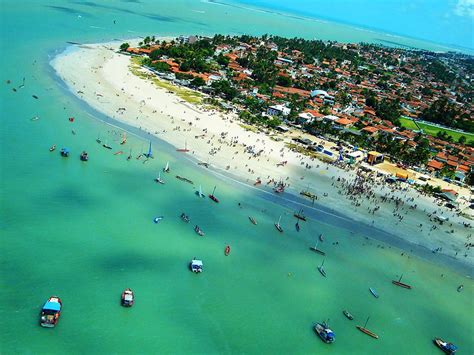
[40,296,62,328]
[196,185,205,198]
[163,162,170,173]
[49,144,56,152]
[254,178,262,186]
[273,184,285,193]
[249,216,257,225]
[121,288,134,307]
[176,175,194,184]
[127,149,132,161]
[457,285,463,292]
[180,213,190,223]
[68,117,74,122]
[391,274,412,289]
[433,337,457,354]
[309,240,325,256]
[274,215,283,233]
[153,216,164,224]
[369,288,379,298]
[176,141,189,153]
[96,133,101,144]
[313,322,335,344]
[317,259,327,277]
[209,186,219,203]
[319,234,324,242]
[144,141,153,158]
[294,208,306,221]
[190,258,203,273]
[102,141,112,149]
[356,317,378,339]
[300,189,317,200]
[343,310,354,320]
[194,225,205,236]
[80,151,88,161]
[113,151,123,155]
[155,172,165,184]
[120,132,126,145]
[224,245,230,256]
[60,148,69,157]
[295,221,300,232]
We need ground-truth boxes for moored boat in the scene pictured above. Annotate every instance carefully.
[294,208,306,221]
[369,287,379,298]
[309,239,325,255]
[60,148,69,157]
[176,175,194,184]
[343,310,353,320]
[176,141,189,152]
[153,216,164,224]
[318,259,327,277]
[196,185,205,198]
[457,285,463,292]
[319,234,324,242]
[209,186,219,203]
[313,322,335,343]
[433,337,457,354]
[180,213,190,223]
[40,296,62,328]
[121,288,134,307]
[155,172,165,184]
[224,245,230,256]
[356,317,378,339]
[194,225,205,236]
[163,161,170,173]
[392,275,412,289]
[49,144,56,152]
[249,216,257,225]
[190,258,203,273]
[274,215,283,233]
[295,221,300,232]
[80,151,88,161]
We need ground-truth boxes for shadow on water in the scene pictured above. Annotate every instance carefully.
[45,5,93,17]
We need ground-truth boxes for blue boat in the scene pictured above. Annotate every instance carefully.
[434,338,457,354]
[369,287,379,298]
[144,141,153,158]
[40,296,62,328]
[153,216,164,223]
[60,148,69,157]
[314,322,335,343]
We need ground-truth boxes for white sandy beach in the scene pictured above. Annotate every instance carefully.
[51,40,473,268]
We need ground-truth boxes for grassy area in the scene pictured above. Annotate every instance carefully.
[285,143,334,163]
[399,117,474,142]
[238,123,259,133]
[129,57,202,105]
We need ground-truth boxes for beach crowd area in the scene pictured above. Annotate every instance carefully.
[52,40,473,272]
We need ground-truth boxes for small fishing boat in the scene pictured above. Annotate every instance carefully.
[274,215,283,233]
[224,245,230,256]
[180,213,190,223]
[294,208,306,221]
[457,285,463,292]
[176,175,194,184]
[319,234,324,242]
[356,317,378,339]
[369,288,379,298]
[102,141,112,149]
[317,259,326,277]
[392,274,412,289]
[343,310,354,320]
[113,151,123,155]
[295,221,300,232]
[120,132,126,145]
[309,240,325,256]
[194,225,205,236]
[433,337,457,354]
[40,296,62,328]
[190,258,203,273]
[49,144,56,152]
[153,216,164,224]
[176,141,189,153]
[249,216,257,225]
[196,185,205,198]
[60,148,69,157]
[80,151,88,161]
[163,161,170,173]
[155,172,165,184]
[313,322,335,343]
[68,117,74,122]
[209,186,219,203]
[121,288,134,307]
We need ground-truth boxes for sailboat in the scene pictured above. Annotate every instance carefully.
[163,161,170,173]
[176,140,189,153]
[102,140,112,149]
[120,132,127,145]
[274,215,283,233]
[295,221,300,232]
[127,148,132,160]
[317,259,327,277]
[209,186,219,203]
[309,239,325,256]
[155,172,165,184]
[144,141,153,158]
[196,185,205,198]
[356,317,379,339]
[294,208,306,221]
[391,274,412,289]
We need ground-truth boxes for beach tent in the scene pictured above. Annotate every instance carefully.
[367,151,384,165]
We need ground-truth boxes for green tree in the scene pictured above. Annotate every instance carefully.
[120,42,130,51]
[458,135,467,145]
[191,77,206,87]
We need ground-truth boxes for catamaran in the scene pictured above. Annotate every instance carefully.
[155,172,165,184]
[274,215,283,233]
[209,186,219,203]
[196,185,205,198]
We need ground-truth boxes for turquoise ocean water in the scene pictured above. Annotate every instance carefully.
[0,1,472,354]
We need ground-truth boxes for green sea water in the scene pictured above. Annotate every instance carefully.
[0,1,473,354]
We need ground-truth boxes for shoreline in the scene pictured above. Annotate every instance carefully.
[49,39,474,274]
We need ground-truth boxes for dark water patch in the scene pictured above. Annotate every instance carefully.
[375,39,419,50]
[97,251,172,272]
[45,5,92,17]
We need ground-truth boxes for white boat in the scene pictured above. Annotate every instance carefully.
[190,259,203,273]
[163,161,170,173]
[196,185,205,198]
[155,172,165,184]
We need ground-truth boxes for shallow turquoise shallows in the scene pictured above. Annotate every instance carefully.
[0,1,472,354]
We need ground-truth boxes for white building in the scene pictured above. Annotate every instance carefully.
[267,104,291,116]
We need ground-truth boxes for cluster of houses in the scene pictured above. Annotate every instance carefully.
[123,35,473,185]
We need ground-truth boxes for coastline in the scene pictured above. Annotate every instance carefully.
[50,39,474,273]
